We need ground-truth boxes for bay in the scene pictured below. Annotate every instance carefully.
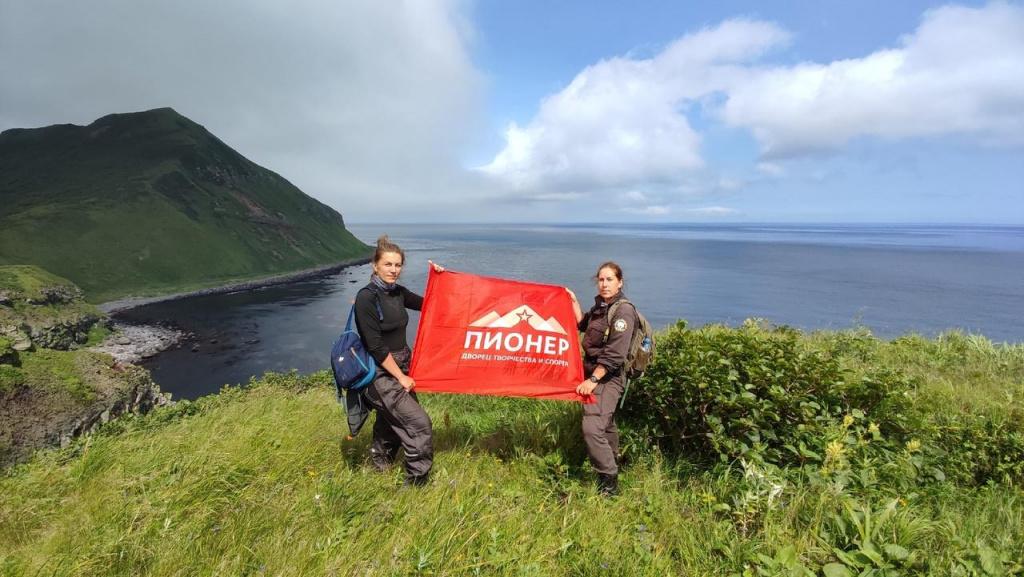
[118,223,1024,400]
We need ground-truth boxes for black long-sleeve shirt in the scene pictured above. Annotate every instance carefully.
[353,283,423,365]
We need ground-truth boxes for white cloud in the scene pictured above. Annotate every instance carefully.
[479,19,788,193]
[0,0,483,221]
[622,205,671,216]
[625,190,649,202]
[720,2,1024,157]
[684,206,738,216]
[757,162,785,177]
[717,177,744,191]
[481,2,1024,211]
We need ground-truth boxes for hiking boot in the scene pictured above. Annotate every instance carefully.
[597,473,618,497]
[404,474,430,488]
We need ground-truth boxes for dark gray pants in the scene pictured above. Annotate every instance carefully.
[582,375,623,476]
[363,349,433,481]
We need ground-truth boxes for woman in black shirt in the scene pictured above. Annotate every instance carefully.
[353,235,439,486]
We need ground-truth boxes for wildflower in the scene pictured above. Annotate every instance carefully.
[825,440,845,462]
[906,439,922,453]
[314,494,321,501]
[843,414,855,428]
[868,422,880,434]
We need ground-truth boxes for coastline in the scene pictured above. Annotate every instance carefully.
[97,257,371,314]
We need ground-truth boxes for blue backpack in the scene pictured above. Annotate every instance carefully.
[330,292,381,398]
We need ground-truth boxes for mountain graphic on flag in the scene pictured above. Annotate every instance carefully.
[469,305,568,335]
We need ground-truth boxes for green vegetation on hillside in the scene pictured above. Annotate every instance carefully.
[1,325,1021,576]
[0,108,370,302]
[0,266,102,349]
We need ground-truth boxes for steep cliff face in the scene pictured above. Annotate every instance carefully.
[0,266,170,466]
[0,107,370,302]
[0,356,169,466]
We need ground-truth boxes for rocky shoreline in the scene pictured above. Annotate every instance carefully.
[98,257,370,314]
[90,322,186,364]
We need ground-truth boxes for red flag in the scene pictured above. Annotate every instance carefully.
[409,268,586,401]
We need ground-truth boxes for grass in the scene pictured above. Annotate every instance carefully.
[0,265,78,302]
[14,349,108,402]
[1,329,1022,576]
[84,323,112,347]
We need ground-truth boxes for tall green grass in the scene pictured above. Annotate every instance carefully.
[2,327,1023,576]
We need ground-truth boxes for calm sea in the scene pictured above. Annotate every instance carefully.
[118,223,1024,400]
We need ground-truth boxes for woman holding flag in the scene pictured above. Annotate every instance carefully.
[569,261,638,497]
[353,235,442,486]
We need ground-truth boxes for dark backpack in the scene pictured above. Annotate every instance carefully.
[604,298,656,386]
[330,292,381,398]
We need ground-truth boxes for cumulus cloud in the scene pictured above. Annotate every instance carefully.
[481,2,1024,206]
[720,2,1024,157]
[0,0,483,221]
[622,205,671,216]
[478,19,788,193]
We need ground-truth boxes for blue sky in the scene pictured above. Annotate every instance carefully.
[2,0,1022,223]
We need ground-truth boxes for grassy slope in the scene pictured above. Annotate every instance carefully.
[0,265,100,328]
[0,109,370,302]
[1,331,1022,576]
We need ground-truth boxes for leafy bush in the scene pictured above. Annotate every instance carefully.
[933,408,1024,486]
[621,320,917,469]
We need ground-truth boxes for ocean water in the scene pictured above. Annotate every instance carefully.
[118,223,1024,399]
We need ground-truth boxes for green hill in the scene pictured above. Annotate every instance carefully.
[0,108,370,302]
[1,325,1021,575]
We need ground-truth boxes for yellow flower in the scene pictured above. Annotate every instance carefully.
[825,440,845,462]
[842,414,855,428]
[868,422,880,434]
[906,439,922,453]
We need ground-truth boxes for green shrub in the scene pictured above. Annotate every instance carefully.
[621,320,917,469]
[933,408,1024,486]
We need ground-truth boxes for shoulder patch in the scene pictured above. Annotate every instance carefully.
[614,318,628,332]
